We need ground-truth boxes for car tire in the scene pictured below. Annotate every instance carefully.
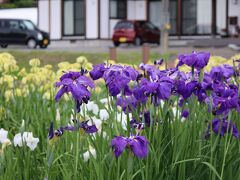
[27,39,37,49]
[113,42,120,47]
[134,37,141,46]
[40,45,48,49]
[1,44,8,48]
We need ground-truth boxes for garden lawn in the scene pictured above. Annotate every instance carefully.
[3,50,172,68]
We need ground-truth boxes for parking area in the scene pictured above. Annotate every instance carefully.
[0,38,240,60]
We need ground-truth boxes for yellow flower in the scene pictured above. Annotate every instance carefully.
[0,75,15,88]
[95,86,102,94]
[14,88,22,97]
[43,92,51,100]
[5,90,13,101]
[76,56,88,64]
[44,64,52,69]
[29,58,41,67]
[205,56,227,72]
[58,61,71,69]
[105,60,116,65]
[18,68,27,77]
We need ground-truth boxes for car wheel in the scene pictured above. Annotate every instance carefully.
[113,42,120,47]
[134,37,141,46]
[40,45,48,49]
[27,39,37,49]
[1,44,8,48]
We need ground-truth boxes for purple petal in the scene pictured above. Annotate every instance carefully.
[48,122,54,139]
[55,87,67,102]
[84,125,98,133]
[76,76,94,89]
[128,136,149,158]
[111,136,127,158]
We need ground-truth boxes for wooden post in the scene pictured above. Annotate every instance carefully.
[160,0,170,53]
[142,44,149,64]
[109,46,117,61]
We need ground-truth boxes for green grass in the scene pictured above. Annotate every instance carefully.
[2,50,173,68]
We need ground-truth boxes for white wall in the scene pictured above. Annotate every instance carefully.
[127,0,146,20]
[197,0,212,34]
[100,0,109,38]
[216,0,227,33]
[86,0,98,39]
[229,0,240,35]
[110,19,120,38]
[38,1,49,33]
[0,8,37,25]
[229,0,240,25]
[50,0,61,39]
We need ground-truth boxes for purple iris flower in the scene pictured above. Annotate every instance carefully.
[139,63,162,81]
[212,85,238,115]
[205,118,239,138]
[154,58,164,66]
[201,73,213,91]
[116,95,138,112]
[90,64,106,80]
[130,111,151,128]
[48,122,64,141]
[177,51,210,69]
[55,71,94,112]
[133,77,173,103]
[63,120,98,134]
[174,80,199,99]
[103,65,139,96]
[181,109,189,118]
[133,85,148,103]
[210,65,234,81]
[111,135,149,158]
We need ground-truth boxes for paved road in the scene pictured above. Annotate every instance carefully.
[0,39,239,60]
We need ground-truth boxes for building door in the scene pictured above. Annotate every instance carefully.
[63,0,85,36]
[148,0,177,35]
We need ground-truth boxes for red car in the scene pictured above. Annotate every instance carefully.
[112,20,160,47]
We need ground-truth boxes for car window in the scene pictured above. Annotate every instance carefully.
[146,22,156,30]
[115,21,134,29]
[23,20,36,30]
[19,21,26,30]
[9,20,20,30]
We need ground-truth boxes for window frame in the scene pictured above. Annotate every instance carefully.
[62,0,85,36]
[110,0,127,19]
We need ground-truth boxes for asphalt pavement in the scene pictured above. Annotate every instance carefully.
[0,38,240,60]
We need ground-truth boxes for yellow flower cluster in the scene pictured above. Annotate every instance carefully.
[0,53,94,101]
[0,53,19,73]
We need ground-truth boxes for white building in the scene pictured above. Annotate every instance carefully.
[38,0,240,40]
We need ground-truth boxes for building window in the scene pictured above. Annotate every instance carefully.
[110,0,127,19]
[63,0,85,36]
[182,0,197,34]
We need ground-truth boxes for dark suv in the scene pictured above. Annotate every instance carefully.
[0,19,50,49]
[112,20,160,47]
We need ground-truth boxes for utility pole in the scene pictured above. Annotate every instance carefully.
[160,0,170,53]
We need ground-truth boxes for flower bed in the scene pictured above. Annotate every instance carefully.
[0,52,240,179]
